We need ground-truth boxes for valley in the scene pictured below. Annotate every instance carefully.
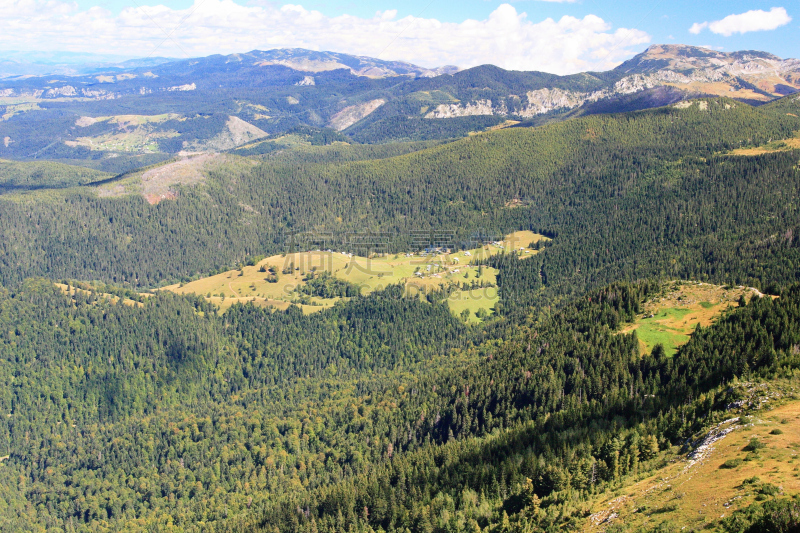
[1,40,800,533]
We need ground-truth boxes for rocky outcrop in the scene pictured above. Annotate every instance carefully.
[45,86,77,97]
[425,99,503,118]
[166,83,196,92]
[422,45,800,121]
[328,99,386,131]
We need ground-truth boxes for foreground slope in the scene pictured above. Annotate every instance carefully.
[4,277,800,532]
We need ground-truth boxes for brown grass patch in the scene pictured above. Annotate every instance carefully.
[140,153,220,204]
[728,131,800,156]
[582,393,800,532]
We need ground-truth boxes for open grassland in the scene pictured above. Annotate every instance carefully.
[667,81,773,102]
[66,114,182,154]
[162,232,547,316]
[727,130,800,156]
[94,153,241,203]
[1,102,42,121]
[54,283,146,307]
[582,380,800,533]
[471,120,523,135]
[619,282,763,356]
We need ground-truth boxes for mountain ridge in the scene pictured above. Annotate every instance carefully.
[0,44,798,163]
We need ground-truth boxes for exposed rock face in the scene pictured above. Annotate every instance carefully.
[423,44,800,121]
[328,99,386,131]
[296,76,315,86]
[45,86,77,97]
[616,44,800,98]
[518,88,604,117]
[166,83,196,92]
[425,99,503,118]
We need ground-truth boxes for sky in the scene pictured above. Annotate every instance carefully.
[0,0,797,74]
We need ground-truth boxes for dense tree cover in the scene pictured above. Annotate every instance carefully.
[250,285,800,533]
[297,271,361,298]
[248,140,449,165]
[1,96,800,532]
[345,113,506,144]
[0,281,470,531]
[2,277,800,531]
[0,159,110,191]
[723,497,800,533]
[1,99,798,303]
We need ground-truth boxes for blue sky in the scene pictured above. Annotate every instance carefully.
[290,0,796,55]
[1,0,797,72]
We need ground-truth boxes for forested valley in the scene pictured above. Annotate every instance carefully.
[1,93,800,532]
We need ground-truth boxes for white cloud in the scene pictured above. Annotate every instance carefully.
[689,22,708,35]
[0,1,649,74]
[690,7,791,37]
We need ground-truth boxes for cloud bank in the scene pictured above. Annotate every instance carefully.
[0,1,649,74]
[690,7,791,36]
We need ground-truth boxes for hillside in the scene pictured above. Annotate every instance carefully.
[4,277,800,531]
[1,97,798,295]
[2,87,800,532]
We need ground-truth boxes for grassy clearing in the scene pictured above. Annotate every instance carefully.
[54,283,145,307]
[618,282,762,356]
[162,232,547,316]
[67,114,182,154]
[727,130,800,156]
[582,381,800,533]
[1,102,42,121]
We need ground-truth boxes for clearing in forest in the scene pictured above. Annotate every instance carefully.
[618,282,764,356]
[726,130,800,156]
[162,231,549,318]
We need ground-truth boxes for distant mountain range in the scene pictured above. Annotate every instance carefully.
[0,52,176,79]
[0,44,797,169]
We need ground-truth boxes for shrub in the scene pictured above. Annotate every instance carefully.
[721,458,743,469]
[744,438,766,452]
[760,483,781,496]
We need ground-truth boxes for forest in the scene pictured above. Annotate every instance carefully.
[0,92,799,532]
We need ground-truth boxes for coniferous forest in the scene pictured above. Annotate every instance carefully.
[0,90,800,533]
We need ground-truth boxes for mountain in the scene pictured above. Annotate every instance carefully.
[615,44,800,98]
[0,52,176,79]
[0,44,798,167]
[417,44,800,121]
